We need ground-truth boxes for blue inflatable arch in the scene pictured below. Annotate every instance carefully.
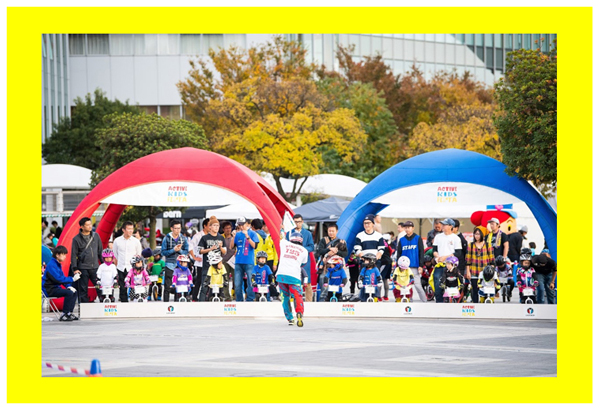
[337,149,557,260]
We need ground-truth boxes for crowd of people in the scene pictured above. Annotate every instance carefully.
[42,212,557,323]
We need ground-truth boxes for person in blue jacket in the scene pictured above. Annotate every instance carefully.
[42,245,81,321]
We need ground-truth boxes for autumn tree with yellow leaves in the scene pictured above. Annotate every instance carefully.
[177,36,367,202]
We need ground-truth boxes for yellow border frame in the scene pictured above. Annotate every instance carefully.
[8,7,591,403]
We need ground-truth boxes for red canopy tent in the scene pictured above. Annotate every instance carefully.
[56,148,296,305]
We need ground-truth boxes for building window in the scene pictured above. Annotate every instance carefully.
[180,34,202,55]
[541,35,549,52]
[476,46,484,61]
[360,35,371,56]
[466,34,474,46]
[505,34,513,50]
[159,105,181,120]
[485,34,493,47]
[110,34,134,55]
[68,34,85,55]
[456,34,465,44]
[486,48,494,69]
[87,34,109,55]
[202,34,224,54]
[524,34,531,49]
[476,34,484,47]
[158,34,179,55]
[515,34,522,49]
[139,105,158,115]
[135,34,157,55]
[223,34,246,49]
[496,49,504,69]
[533,34,540,49]
[494,33,503,48]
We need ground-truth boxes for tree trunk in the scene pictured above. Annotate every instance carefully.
[149,216,157,249]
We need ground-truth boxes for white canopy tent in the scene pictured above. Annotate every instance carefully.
[376,182,554,253]
[261,173,367,202]
[42,164,92,189]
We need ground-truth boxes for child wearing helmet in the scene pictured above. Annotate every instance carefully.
[124,255,151,301]
[391,256,414,302]
[477,265,501,303]
[494,255,514,296]
[96,248,118,302]
[252,251,274,301]
[516,250,537,303]
[323,255,348,302]
[147,248,165,301]
[437,256,465,303]
[358,253,382,302]
[172,254,193,301]
[204,251,228,301]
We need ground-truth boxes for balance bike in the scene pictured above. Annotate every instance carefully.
[328,285,340,302]
[175,285,189,302]
[482,286,496,304]
[399,284,413,303]
[499,277,511,302]
[443,286,461,303]
[211,285,222,302]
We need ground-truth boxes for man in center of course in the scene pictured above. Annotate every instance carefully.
[193,216,227,302]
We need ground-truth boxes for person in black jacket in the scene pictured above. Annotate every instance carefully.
[70,217,103,303]
[315,223,347,301]
[42,246,81,321]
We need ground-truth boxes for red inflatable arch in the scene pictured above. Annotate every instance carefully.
[56,148,294,303]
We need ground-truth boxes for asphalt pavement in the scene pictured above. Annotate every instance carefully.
[42,314,556,377]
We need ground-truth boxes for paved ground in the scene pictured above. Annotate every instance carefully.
[42,316,556,377]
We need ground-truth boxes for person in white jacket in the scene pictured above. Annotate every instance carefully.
[277,230,308,327]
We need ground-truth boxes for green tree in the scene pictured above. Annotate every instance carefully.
[317,78,399,181]
[494,39,557,189]
[42,89,140,169]
[177,36,367,202]
[92,112,208,247]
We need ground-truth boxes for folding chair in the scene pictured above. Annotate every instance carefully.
[42,290,61,320]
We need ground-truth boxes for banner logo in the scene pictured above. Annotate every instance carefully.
[403,306,413,316]
[166,305,175,315]
[526,307,535,317]
[437,186,458,203]
[224,303,237,315]
[462,305,475,317]
[167,185,188,203]
[342,304,355,315]
[104,304,117,317]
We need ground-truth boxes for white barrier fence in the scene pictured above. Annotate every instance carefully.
[81,302,556,320]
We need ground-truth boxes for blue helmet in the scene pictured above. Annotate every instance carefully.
[289,231,303,244]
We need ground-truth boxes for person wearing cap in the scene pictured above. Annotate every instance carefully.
[486,217,509,259]
[192,216,226,302]
[277,230,309,326]
[531,253,557,304]
[286,214,315,296]
[160,219,189,303]
[432,218,463,303]
[397,220,427,302]
[233,217,260,302]
[354,214,385,267]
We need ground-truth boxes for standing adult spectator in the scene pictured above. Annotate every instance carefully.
[432,218,463,303]
[315,223,348,301]
[426,219,443,248]
[221,221,236,301]
[452,219,468,276]
[380,233,394,301]
[42,245,81,321]
[354,214,385,263]
[261,223,278,272]
[190,218,209,281]
[487,217,509,259]
[397,221,427,302]
[286,214,315,298]
[233,217,259,302]
[70,217,103,303]
[531,254,557,304]
[161,219,189,302]
[134,230,150,250]
[113,221,142,303]
[50,220,59,234]
[465,227,494,303]
[508,226,525,263]
[55,224,63,240]
[195,216,227,302]
[393,222,406,258]
[251,219,268,262]
[42,219,51,245]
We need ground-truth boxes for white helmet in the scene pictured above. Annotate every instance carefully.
[208,251,223,265]
[398,256,411,270]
